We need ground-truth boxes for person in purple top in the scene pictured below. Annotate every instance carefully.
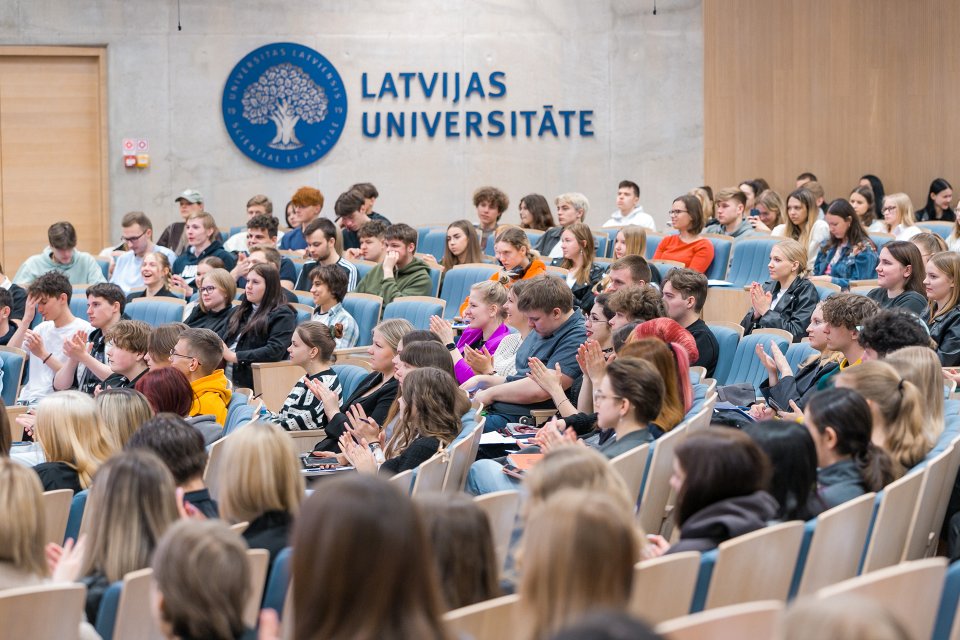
[430,280,511,384]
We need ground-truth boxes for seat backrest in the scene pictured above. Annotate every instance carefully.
[330,363,369,401]
[725,237,781,288]
[102,568,164,640]
[389,468,414,494]
[903,445,954,561]
[443,594,521,640]
[427,265,442,297]
[655,600,784,640]
[645,233,664,259]
[815,282,842,300]
[261,547,292,617]
[816,558,947,640]
[474,490,521,574]
[69,294,88,320]
[609,443,652,505]
[125,298,187,326]
[638,426,686,535]
[706,322,743,385]
[933,558,960,640]
[0,583,86,638]
[64,489,89,544]
[351,259,378,282]
[704,520,805,610]
[439,263,500,320]
[410,451,449,495]
[593,233,609,258]
[442,423,483,494]
[916,221,953,239]
[252,362,307,412]
[930,439,960,559]
[785,342,819,372]
[703,234,733,280]
[41,489,73,547]
[204,433,232,501]
[0,346,26,406]
[870,233,895,251]
[795,492,876,596]
[523,229,544,247]
[630,551,701,624]
[244,548,271,628]
[382,296,446,331]
[419,229,448,261]
[725,331,790,388]
[861,470,925,573]
[292,290,314,307]
[342,293,383,346]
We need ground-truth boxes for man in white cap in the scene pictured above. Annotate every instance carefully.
[158,189,203,253]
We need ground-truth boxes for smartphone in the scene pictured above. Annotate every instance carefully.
[301,455,339,470]
[749,208,760,217]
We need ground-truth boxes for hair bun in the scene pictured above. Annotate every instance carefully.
[331,323,344,340]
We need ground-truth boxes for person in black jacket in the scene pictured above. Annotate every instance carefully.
[661,268,719,378]
[183,267,235,335]
[922,251,960,366]
[551,222,605,312]
[741,238,819,342]
[867,241,928,315]
[534,192,588,258]
[220,263,296,389]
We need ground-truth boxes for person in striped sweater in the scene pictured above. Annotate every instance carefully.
[268,321,342,431]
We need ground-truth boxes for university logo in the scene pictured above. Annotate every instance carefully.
[222,42,347,169]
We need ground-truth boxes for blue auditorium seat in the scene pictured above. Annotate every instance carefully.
[341,293,382,346]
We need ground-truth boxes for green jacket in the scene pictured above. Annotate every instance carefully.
[13,249,106,286]
[355,257,432,305]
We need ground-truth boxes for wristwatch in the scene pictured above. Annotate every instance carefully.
[445,342,457,351]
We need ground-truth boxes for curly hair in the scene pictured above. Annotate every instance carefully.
[820,293,878,331]
[606,284,665,323]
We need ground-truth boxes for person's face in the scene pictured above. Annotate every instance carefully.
[934,188,954,211]
[661,281,691,321]
[803,407,833,468]
[756,204,777,228]
[715,198,744,226]
[36,294,65,322]
[107,343,143,376]
[476,200,500,229]
[286,203,299,228]
[246,227,276,248]
[768,246,798,282]
[295,203,321,226]
[614,231,627,259]
[122,224,152,256]
[556,201,582,226]
[244,271,266,304]
[526,307,563,337]
[669,458,686,495]
[823,321,855,353]
[447,226,470,257]
[518,201,533,226]
[287,330,316,366]
[140,254,165,286]
[825,213,851,241]
[384,239,413,266]
[51,247,74,265]
[310,278,335,308]
[178,200,202,221]
[595,375,626,429]
[200,281,228,312]
[849,193,869,219]
[924,260,954,304]
[87,295,118,329]
[246,251,271,269]
[605,268,634,293]
[305,231,333,262]
[859,178,871,189]
[669,200,692,232]
[338,210,363,232]
[247,205,267,219]
[170,338,196,376]
[786,197,808,226]
[881,198,900,226]
[913,242,933,266]
[144,350,168,370]
[184,219,209,247]
[616,187,639,213]
[585,303,611,344]
[740,184,756,210]
[467,295,496,329]
[503,290,528,330]
[195,262,212,288]
[360,235,385,262]
[495,242,527,271]
[608,311,630,332]
[559,230,580,260]
[806,305,828,351]
[875,247,910,291]
[367,330,397,373]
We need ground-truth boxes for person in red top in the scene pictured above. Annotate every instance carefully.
[653,194,715,274]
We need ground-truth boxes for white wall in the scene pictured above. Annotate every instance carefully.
[0,0,703,238]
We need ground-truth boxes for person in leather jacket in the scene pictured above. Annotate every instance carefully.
[741,238,819,342]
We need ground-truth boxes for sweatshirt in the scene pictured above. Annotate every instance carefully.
[13,249,106,286]
[190,369,232,426]
[354,256,432,305]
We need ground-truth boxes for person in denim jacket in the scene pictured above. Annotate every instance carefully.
[811,198,878,290]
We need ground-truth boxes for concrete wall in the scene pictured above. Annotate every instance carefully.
[0,0,703,237]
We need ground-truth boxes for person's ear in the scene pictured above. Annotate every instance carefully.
[685,295,696,310]
[824,426,839,450]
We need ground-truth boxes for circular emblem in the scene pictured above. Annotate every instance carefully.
[222,42,347,169]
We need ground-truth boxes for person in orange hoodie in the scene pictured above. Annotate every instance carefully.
[459,226,546,316]
[169,327,231,425]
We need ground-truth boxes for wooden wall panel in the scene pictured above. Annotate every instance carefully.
[0,49,107,272]
[704,0,960,211]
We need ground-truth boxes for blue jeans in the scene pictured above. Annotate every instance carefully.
[466,459,521,495]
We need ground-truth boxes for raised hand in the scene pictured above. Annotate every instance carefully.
[526,358,564,398]
[463,345,494,375]
[428,315,455,346]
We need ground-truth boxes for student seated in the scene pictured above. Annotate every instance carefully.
[653,194,715,273]
[170,328,231,426]
[772,187,830,265]
[95,388,153,447]
[535,192,589,259]
[127,413,220,518]
[0,261,27,320]
[125,251,179,301]
[740,238,819,342]
[13,221,106,286]
[704,187,757,238]
[100,319,151,389]
[158,188,203,253]
[279,186,324,252]
[343,219,387,263]
[172,211,236,288]
[742,420,824,521]
[431,280,510,384]
[53,283,127,394]
[419,219,485,277]
[0,288,19,346]
[551,222,605,311]
[867,240,928,314]
[10,271,92,404]
[911,231,948,265]
[151,520,250,640]
[295,216,359,291]
[223,194,282,252]
[145,322,188,369]
[518,193,556,231]
[458,226,546,316]
[661,268,719,377]
[857,308,934,361]
[472,186,509,250]
[804,387,898,509]
[850,185,884,233]
[811,199,879,289]
[885,346,946,441]
[916,177,955,222]
[921,251,960,366]
[110,211,178,293]
[308,263,359,349]
[597,254,656,295]
[606,284,665,332]
[747,189,785,234]
[230,215,298,289]
[880,192,923,241]
[135,367,221,445]
[354,223,433,305]
[602,179,655,230]
[183,267,235,335]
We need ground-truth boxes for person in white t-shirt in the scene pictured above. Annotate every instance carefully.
[601,180,656,231]
[109,211,177,293]
[223,194,284,252]
[8,271,91,404]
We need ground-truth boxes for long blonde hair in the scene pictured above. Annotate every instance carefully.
[525,447,633,516]
[0,459,48,577]
[927,252,960,319]
[35,391,117,488]
[784,188,821,252]
[617,225,647,257]
[884,346,945,441]
[95,389,154,447]
[558,222,596,284]
[884,192,917,233]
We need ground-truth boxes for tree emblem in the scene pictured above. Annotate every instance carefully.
[241,62,329,150]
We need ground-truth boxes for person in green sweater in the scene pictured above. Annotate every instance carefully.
[13,221,107,286]
[354,223,432,305]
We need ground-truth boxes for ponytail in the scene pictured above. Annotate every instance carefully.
[854,443,901,491]
[885,379,930,470]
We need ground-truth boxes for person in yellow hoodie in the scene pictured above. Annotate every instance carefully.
[169,327,231,425]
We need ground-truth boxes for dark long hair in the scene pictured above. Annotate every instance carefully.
[806,388,898,492]
[919,178,954,220]
[520,194,556,231]
[881,240,926,295]
[860,174,886,221]
[742,421,824,520]
[225,263,288,341]
[823,198,876,252]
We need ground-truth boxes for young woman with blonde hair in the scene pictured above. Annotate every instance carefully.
[773,187,830,264]
[911,231,949,265]
[32,390,116,493]
[881,193,922,240]
[748,189,785,233]
[95,388,154,447]
[432,279,509,383]
[553,221,605,310]
[741,238,819,342]
[126,251,178,301]
[922,251,960,366]
[218,422,304,564]
[172,211,236,287]
[836,361,931,471]
[613,225,647,259]
[183,267,236,334]
[884,345,946,440]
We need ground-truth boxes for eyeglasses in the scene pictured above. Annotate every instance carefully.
[199,286,219,294]
[881,206,898,213]
[168,349,195,361]
[668,209,689,217]
[593,391,623,403]
[121,230,148,243]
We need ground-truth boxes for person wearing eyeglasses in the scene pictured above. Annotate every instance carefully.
[184,268,236,335]
[109,212,178,293]
[169,327,231,426]
[652,195,715,274]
